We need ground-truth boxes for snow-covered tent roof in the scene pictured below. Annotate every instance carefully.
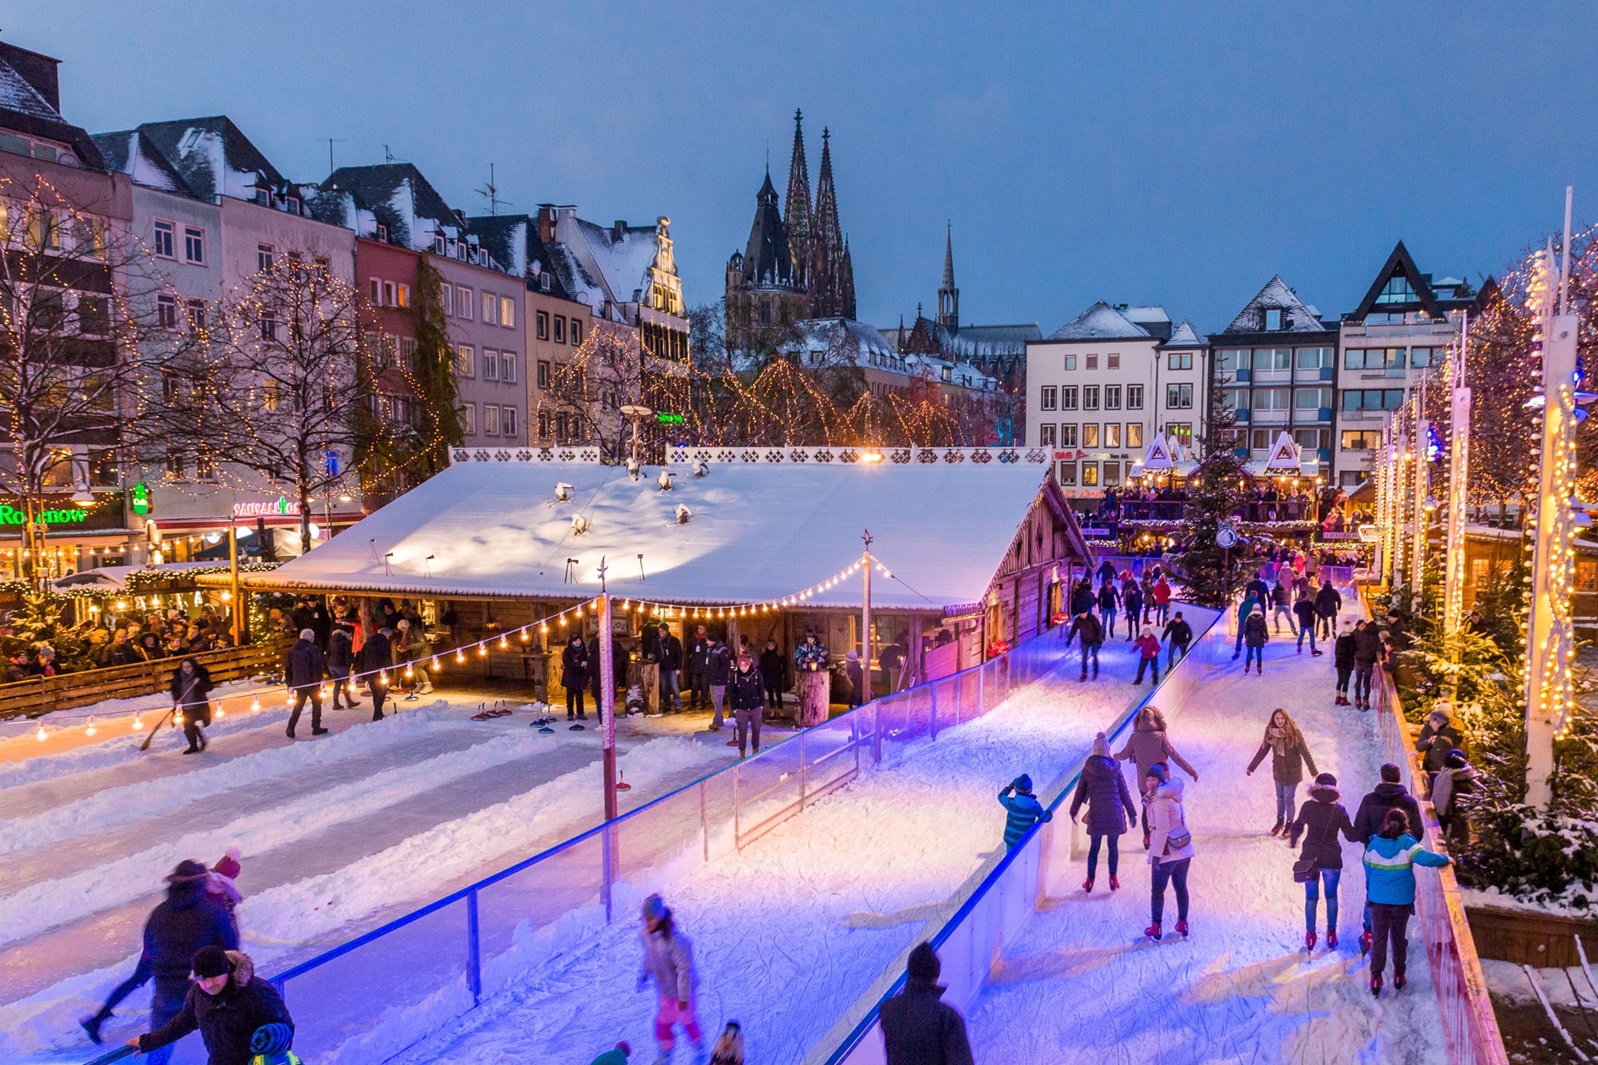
[247,452,1088,612]
[1047,301,1151,341]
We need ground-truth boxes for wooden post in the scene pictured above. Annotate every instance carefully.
[228,526,245,645]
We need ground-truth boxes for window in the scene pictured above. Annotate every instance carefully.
[1039,424,1057,447]
[401,337,417,367]
[1343,347,1405,373]
[483,404,501,435]
[456,344,475,377]
[482,349,499,381]
[1166,382,1193,409]
[1063,354,1077,371]
[1470,558,1489,588]
[1103,461,1121,486]
[157,294,178,329]
[460,403,476,435]
[258,312,277,340]
[1250,428,1273,451]
[1057,461,1077,486]
[537,410,551,438]
[1060,424,1078,447]
[537,359,550,388]
[457,287,474,319]
[1167,351,1192,370]
[1083,385,1100,410]
[165,448,186,479]
[536,310,549,340]
[1086,355,1098,370]
[1295,347,1332,370]
[500,352,516,382]
[182,226,204,264]
[261,383,280,412]
[1104,423,1121,448]
[1082,424,1100,448]
[195,454,216,482]
[482,293,496,324]
[1295,428,1329,453]
[1040,386,1057,411]
[440,283,453,316]
[186,299,206,331]
[1340,429,1381,451]
[1294,387,1331,413]
[1341,388,1406,411]
[153,220,175,258]
[1215,349,1247,373]
[500,296,515,327]
[1255,387,1290,411]
[1167,423,1193,446]
[257,243,274,272]
[1253,348,1291,372]
[1127,384,1144,410]
[1104,385,1121,410]
[382,281,396,307]
[1081,462,1099,487]
[1375,274,1418,305]
[396,283,410,309]
[571,319,583,345]
[1410,347,1435,368]
[25,207,57,249]
[369,278,380,305]
[1127,423,1143,448]
[503,406,518,437]
[1061,386,1078,410]
[1264,307,1283,330]
[76,294,109,335]
[1107,354,1120,370]
[554,316,567,343]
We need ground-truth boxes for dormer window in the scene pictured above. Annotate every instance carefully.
[540,272,552,292]
[1264,307,1283,331]
[376,223,389,243]
[433,234,446,254]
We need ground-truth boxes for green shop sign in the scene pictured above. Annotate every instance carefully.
[0,504,89,525]
[130,482,151,516]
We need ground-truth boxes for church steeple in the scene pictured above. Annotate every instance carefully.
[937,222,959,331]
[809,126,850,318]
[784,109,812,289]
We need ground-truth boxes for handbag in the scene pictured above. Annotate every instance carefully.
[1292,857,1318,883]
[1162,803,1192,852]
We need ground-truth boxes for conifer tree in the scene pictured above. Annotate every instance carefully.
[1173,386,1249,607]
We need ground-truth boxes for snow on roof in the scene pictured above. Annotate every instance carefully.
[1218,276,1329,335]
[252,458,1060,609]
[0,60,58,122]
[1047,301,1151,341]
[320,163,460,251]
[1163,320,1206,347]
[134,117,285,204]
[92,130,190,194]
[792,319,998,390]
[571,216,661,305]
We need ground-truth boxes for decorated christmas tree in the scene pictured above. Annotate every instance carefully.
[1173,389,1249,607]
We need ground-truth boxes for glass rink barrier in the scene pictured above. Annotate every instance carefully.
[241,626,1076,1063]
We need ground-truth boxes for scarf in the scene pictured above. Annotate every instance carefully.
[1266,724,1289,757]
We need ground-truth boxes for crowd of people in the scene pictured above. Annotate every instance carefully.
[1062,562,1192,683]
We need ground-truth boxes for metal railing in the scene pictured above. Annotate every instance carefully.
[1371,651,1508,1065]
[819,606,1227,1065]
[167,627,1071,1064]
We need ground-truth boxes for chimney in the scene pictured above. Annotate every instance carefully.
[0,41,63,113]
[612,220,628,242]
[537,204,556,244]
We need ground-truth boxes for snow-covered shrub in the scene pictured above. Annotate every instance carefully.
[1457,796,1598,913]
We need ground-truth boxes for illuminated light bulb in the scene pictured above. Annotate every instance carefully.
[478,644,488,656]
[622,599,630,608]
[518,630,530,641]
[540,624,549,635]
[378,672,389,687]
[85,716,97,736]
[174,712,184,727]
[403,665,414,679]
[559,616,568,627]
[35,723,47,742]
[432,656,442,671]
[214,705,226,719]
[456,649,467,664]
[499,637,509,649]
[132,713,144,731]
[250,695,262,713]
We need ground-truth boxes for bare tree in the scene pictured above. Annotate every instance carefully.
[537,322,645,461]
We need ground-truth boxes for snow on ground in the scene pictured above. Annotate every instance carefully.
[0,688,734,1063]
[383,622,1213,1065]
[962,600,1451,1065]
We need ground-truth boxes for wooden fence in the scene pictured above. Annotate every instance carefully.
[0,640,289,721]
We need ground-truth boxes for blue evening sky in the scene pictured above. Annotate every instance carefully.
[12,1,1596,335]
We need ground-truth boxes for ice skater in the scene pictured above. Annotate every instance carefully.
[1241,604,1268,674]
[1332,620,1357,705]
[121,947,292,1064]
[1132,625,1161,685]
[1363,809,1450,996]
[998,774,1052,848]
[1067,610,1102,680]
[638,894,704,1063]
[1144,763,1195,941]
[1114,705,1199,849]
[1287,773,1357,950]
[1246,708,1318,837]
[1070,733,1136,892]
[169,657,215,754]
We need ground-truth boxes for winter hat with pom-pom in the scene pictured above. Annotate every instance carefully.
[1011,774,1033,794]
[213,847,242,881]
[907,941,941,982]
[1090,732,1110,758]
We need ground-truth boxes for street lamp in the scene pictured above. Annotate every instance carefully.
[619,405,652,465]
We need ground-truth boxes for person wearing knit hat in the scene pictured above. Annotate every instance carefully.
[590,1042,632,1065]
[880,942,974,1065]
[637,894,704,1062]
[126,948,295,1065]
[1071,732,1137,892]
[999,773,1052,849]
[1287,771,1357,951]
[1241,602,1269,674]
[1144,761,1194,941]
[207,848,244,929]
[709,1021,745,1065]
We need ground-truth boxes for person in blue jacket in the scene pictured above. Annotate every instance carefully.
[1362,808,1450,996]
[1233,591,1261,659]
[999,774,1052,848]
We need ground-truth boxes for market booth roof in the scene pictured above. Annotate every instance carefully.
[240,447,1090,613]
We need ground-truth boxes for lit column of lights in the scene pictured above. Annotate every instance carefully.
[1411,401,1432,607]
[1443,318,1472,637]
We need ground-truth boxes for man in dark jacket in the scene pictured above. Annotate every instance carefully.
[1314,581,1342,639]
[362,626,393,721]
[685,625,711,710]
[1069,578,1096,619]
[758,639,785,710]
[283,629,326,739]
[1332,621,1358,706]
[706,636,733,729]
[1245,570,1271,610]
[728,650,765,758]
[1351,620,1382,710]
[656,623,683,712]
[87,862,238,1061]
[1163,611,1193,669]
[1415,708,1463,785]
[129,947,292,1065]
[1351,763,1427,955]
[880,942,974,1065]
[1293,591,1322,656]
[1068,610,1103,680]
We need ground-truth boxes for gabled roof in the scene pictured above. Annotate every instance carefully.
[92,130,195,196]
[1217,276,1331,336]
[466,213,579,303]
[571,216,661,306]
[1047,301,1151,341]
[321,163,459,251]
[1162,320,1206,348]
[0,41,105,170]
[245,457,1078,610]
[1346,240,1475,323]
[133,117,286,203]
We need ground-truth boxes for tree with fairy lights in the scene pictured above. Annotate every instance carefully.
[0,173,192,591]
[537,321,646,460]
[1172,384,1249,607]
[167,257,381,553]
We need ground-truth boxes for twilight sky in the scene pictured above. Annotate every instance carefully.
[13,1,1597,335]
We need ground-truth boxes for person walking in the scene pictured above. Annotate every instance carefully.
[1242,604,1269,674]
[1332,621,1357,706]
[728,649,764,758]
[1067,610,1102,680]
[1293,588,1322,656]
[1070,732,1137,892]
[1314,580,1342,640]
[1287,772,1358,950]
[1096,580,1120,642]
[686,625,712,711]
[706,635,733,728]
[637,895,704,1064]
[1145,763,1195,941]
[879,942,975,1065]
[1132,624,1162,685]
[362,625,392,721]
[326,626,358,710]
[562,635,589,722]
[1352,763,1427,954]
[284,629,326,740]
[124,947,292,1065]
[1162,610,1193,669]
[1414,707,1463,791]
[1115,705,1199,848]
[1271,578,1296,635]
[1432,748,1481,846]
[655,623,684,713]
[999,773,1053,848]
[1151,574,1173,625]
[1363,809,1451,996]
[1352,619,1381,710]
[81,861,238,1058]
[169,657,214,755]
[1247,708,1318,836]
[758,639,786,711]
